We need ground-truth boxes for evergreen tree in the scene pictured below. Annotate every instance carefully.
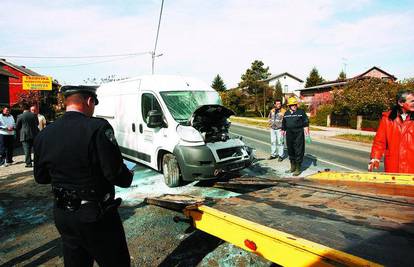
[211,74,227,92]
[239,60,271,91]
[274,80,283,101]
[238,60,271,115]
[338,70,347,80]
[305,67,324,87]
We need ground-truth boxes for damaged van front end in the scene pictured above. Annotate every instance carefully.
[174,105,253,181]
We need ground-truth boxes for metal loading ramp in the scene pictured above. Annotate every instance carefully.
[149,172,414,267]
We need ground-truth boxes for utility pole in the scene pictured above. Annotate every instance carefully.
[151,0,164,74]
[263,84,266,118]
[151,52,163,75]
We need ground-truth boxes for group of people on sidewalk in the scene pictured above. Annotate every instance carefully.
[268,96,309,176]
[0,103,46,167]
[268,89,414,175]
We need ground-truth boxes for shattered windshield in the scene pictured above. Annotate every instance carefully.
[160,91,222,123]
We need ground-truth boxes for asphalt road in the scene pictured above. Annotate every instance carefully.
[229,124,383,172]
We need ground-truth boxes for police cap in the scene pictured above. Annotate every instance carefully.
[61,85,99,105]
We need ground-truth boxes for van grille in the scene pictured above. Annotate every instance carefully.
[217,147,243,160]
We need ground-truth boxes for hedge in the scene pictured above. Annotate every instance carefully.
[310,104,333,126]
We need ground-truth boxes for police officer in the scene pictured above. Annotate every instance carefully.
[34,85,133,267]
[281,96,309,176]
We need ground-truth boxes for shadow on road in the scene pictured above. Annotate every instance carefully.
[158,230,223,267]
[302,153,319,172]
[0,238,61,267]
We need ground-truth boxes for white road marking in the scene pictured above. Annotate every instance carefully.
[230,131,360,172]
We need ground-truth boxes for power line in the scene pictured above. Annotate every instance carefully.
[0,51,151,59]
[28,55,139,69]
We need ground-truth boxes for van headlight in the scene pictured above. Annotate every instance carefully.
[177,125,204,142]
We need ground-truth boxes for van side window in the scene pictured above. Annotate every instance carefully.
[142,93,162,123]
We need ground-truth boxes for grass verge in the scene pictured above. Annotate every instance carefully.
[230,117,268,128]
[334,134,374,144]
[230,117,324,131]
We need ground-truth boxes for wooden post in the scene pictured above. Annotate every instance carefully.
[327,114,331,127]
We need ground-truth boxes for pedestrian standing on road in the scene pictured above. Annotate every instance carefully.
[34,85,133,267]
[16,102,39,167]
[0,106,16,167]
[268,99,285,161]
[30,105,47,130]
[369,90,414,173]
[281,96,309,176]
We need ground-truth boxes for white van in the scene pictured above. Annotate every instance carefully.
[94,75,252,187]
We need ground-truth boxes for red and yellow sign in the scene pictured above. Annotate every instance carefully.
[22,76,52,90]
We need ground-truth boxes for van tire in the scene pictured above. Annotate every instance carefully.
[162,153,181,187]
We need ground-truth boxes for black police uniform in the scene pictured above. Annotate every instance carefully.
[282,108,309,164]
[33,86,133,267]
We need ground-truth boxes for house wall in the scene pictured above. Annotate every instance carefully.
[2,65,25,106]
[268,75,303,97]
[363,69,393,80]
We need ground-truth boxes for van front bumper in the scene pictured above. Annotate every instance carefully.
[173,143,252,182]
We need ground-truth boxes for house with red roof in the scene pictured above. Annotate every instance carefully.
[297,66,397,111]
[0,58,59,107]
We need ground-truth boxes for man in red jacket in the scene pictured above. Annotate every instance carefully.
[369,90,414,173]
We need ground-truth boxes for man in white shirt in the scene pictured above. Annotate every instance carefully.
[30,105,47,130]
[0,106,16,166]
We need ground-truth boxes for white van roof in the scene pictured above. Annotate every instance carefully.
[101,75,213,92]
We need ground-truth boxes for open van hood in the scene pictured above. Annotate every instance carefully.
[189,105,235,142]
[189,104,235,124]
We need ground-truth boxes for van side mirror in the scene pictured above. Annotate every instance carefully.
[147,110,165,128]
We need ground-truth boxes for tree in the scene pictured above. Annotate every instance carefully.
[338,70,347,80]
[211,74,227,92]
[83,75,128,85]
[223,89,246,115]
[305,67,324,88]
[332,77,401,118]
[238,60,271,115]
[274,80,283,101]
[239,60,271,91]
[14,80,62,120]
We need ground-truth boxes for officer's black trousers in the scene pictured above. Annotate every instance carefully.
[54,204,130,267]
[286,128,305,163]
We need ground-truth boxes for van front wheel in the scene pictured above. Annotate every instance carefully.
[162,153,181,187]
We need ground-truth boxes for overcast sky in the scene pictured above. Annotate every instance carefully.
[1,0,413,87]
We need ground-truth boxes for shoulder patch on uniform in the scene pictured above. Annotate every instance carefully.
[105,128,118,145]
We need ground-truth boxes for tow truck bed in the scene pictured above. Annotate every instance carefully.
[145,172,414,266]
[182,172,414,266]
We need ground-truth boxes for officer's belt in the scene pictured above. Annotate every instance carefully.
[52,187,112,212]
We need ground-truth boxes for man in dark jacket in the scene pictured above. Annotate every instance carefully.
[281,96,309,176]
[16,103,39,167]
[34,85,133,267]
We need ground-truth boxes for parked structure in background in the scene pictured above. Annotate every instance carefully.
[297,66,397,109]
[262,72,304,97]
[0,58,60,108]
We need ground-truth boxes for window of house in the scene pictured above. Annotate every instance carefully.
[284,85,288,93]
[141,93,162,123]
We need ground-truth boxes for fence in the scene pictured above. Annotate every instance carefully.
[328,114,380,131]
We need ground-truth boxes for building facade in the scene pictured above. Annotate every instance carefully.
[0,58,59,107]
[262,72,304,97]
